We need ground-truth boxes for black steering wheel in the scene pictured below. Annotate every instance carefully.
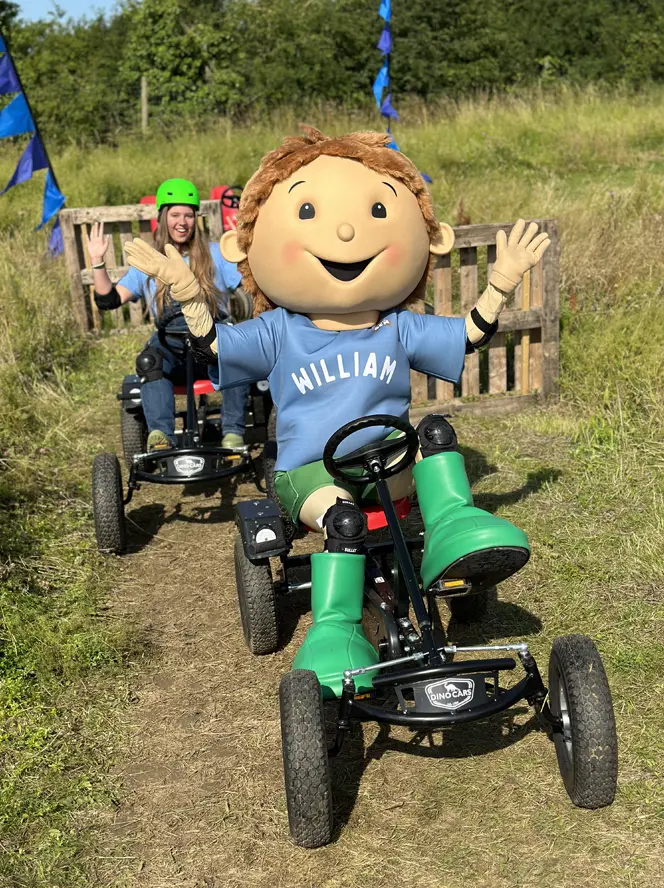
[156,308,189,358]
[221,185,243,209]
[322,414,420,485]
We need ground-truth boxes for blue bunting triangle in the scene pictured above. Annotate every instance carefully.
[35,169,66,230]
[0,92,33,139]
[1,133,48,195]
[0,53,20,95]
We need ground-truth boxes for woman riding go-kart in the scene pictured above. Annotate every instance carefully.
[87,177,250,451]
[123,127,618,845]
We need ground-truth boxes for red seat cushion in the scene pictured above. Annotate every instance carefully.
[172,379,216,396]
[364,497,411,531]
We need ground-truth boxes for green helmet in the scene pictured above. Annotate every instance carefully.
[156,178,200,212]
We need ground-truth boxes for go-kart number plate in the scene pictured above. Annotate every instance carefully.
[173,455,206,476]
[424,677,475,711]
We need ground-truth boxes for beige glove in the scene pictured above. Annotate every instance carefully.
[489,219,550,294]
[124,239,217,348]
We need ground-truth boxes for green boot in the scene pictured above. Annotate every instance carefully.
[413,451,530,592]
[292,552,378,700]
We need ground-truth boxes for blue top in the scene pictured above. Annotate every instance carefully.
[118,242,242,325]
[210,307,467,471]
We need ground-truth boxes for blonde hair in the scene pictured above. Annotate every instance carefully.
[151,208,221,319]
[236,126,440,315]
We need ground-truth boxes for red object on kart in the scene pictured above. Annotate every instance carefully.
[303,497,411,534]
[363,497,411,531]
[172,379,216,397]
[140,195,158,234]
[209,185,243,232]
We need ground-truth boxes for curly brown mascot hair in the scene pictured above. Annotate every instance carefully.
[235,126,441,316]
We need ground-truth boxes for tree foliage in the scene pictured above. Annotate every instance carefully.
[5,0,664,144]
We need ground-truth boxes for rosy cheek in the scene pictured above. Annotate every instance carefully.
[384,243,403,267]
[282,241,303,264]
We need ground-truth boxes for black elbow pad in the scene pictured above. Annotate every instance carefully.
[190,325,218,366]
[94,287,121,311]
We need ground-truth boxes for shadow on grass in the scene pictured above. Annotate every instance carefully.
[329,707,544,841]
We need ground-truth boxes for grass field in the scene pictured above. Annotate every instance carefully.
[0,87,663,886]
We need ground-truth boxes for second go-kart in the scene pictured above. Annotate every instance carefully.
[92,310,270,555]
[233,414,619,848]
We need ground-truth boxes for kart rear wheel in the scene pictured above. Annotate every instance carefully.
[548,634,618,809]
[120,407,147,471]
[280,669,333,848]
[233,535,278,654]
[447,586,494,622]
[92,453,126,554]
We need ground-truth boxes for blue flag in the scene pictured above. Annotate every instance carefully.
[379,0,391,22]
[420,172,432,183]
[35,169,66,230]
[0,93,33,139]
[386,136,400,151]
[373,63,389,108]
[377,26,392,55]
[47,217,64,257]
[0,36,5,52]
[0,53,20,95]
[1,133,48,195]
[380,93,399,121]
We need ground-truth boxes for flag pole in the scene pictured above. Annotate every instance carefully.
[0,28,62,194]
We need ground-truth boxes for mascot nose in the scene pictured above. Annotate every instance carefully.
[336,223,355,242]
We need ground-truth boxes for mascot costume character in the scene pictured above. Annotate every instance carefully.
[125,127,550,698]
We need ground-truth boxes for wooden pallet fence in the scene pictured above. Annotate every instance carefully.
[411,219,560,416]
[60,200,223,333]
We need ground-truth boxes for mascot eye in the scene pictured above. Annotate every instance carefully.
[372,202,387,218]
[298,203,316,220]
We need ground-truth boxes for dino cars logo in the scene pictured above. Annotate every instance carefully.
[173,455,206,476]
[425,678,475,711]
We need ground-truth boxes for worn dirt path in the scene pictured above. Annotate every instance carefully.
[92,411,664,888]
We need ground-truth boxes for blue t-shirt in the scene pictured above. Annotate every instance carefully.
[118,242,242,323]
[210,307,466,471]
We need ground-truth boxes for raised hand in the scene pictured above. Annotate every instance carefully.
[123,239,200,302]
[489,219,550,294]
[85,221,110,265]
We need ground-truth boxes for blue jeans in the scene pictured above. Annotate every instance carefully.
[140,333,247,445]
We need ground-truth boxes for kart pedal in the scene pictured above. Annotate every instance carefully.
[428,578,472,598]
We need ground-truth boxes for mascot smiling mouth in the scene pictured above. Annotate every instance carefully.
[316,255,377,282]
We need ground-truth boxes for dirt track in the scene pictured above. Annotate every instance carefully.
[93,423,664,888]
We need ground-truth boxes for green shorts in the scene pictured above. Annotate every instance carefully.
[273,431,402,524]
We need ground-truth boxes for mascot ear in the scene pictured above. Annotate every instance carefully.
[220,230,247,264]
[429,222,455,256]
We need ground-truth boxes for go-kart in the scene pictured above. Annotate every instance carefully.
[92,311,270,555]
[233,414,619,848]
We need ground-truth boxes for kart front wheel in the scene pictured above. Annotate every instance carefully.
[92,453,126,554]
[548,634,618,809]
[120,407,147,471]
[280,670,333,848]
[233,535,278,654]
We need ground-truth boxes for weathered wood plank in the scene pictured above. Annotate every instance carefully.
[520,269,531,394]
[451,218,546,249]
[206,200,223,242]
[529,260,543,392]
[433,253,455,401]
[460,247,479,396]
[409,297,429,405]
[138,219,154,245]
[497,308,542,332]
[541,220,560,399]
[60,211,91,333]
[69,199,219,225]
[486,243,506,394]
